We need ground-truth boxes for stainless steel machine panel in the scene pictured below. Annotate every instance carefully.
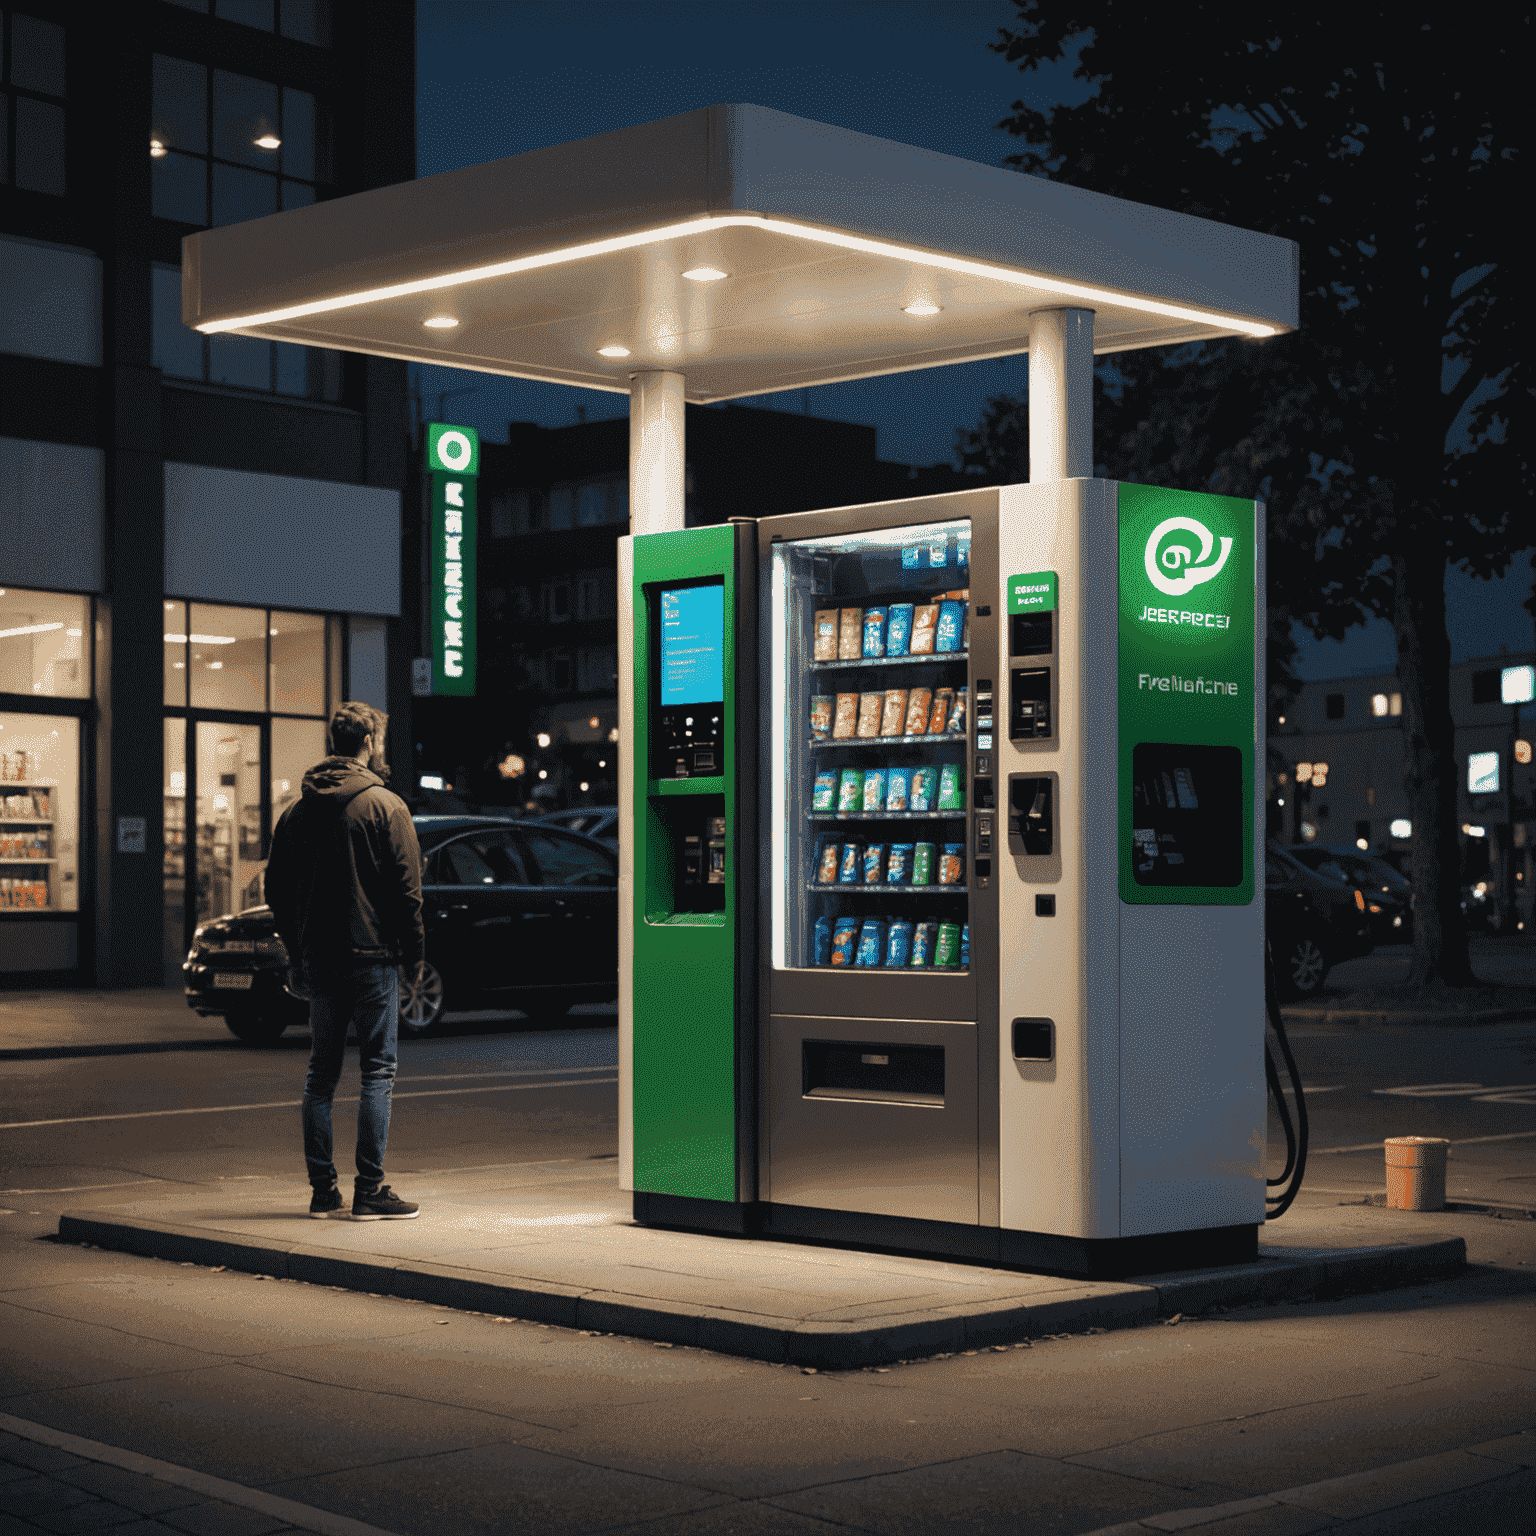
[765,1014,979,1224]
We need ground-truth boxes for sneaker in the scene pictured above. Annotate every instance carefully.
[352,1184,419,1221]
[309,1185,346,1219]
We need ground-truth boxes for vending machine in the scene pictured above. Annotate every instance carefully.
[622,479,1264,1278]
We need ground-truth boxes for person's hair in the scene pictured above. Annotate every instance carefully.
[329,701,387,758]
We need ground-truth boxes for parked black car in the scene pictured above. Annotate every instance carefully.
[1265,842,1375,999]
[539,806,619,848]
[185,815,618,1044]
[1287,843,1414,944]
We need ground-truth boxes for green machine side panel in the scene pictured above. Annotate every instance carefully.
[631,524,742,1200]
[1118,484,1256,906]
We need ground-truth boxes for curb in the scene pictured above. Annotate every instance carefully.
[57,1210,1467,1371]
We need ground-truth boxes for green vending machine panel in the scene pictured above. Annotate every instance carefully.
[630,523,757,1214]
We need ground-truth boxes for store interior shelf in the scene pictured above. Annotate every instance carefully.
[809,810,966,822]
[807,883,967,894]
[0,857,56,864]
[0,818,52,826]
[811,651,966,672]
[812,733,965,749]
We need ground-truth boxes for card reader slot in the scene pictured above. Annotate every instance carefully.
[802,1040,944,1107]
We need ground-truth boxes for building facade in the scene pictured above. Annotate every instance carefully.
[409,403,976,810]
[1272,651,1536,931]
[0,0,415,987]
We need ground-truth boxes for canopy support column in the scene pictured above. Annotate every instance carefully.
[629,371,687,534]
[1028,308,1095,481]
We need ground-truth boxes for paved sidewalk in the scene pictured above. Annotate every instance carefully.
[0,1411,401,1536]
[59,1158,1470,1371]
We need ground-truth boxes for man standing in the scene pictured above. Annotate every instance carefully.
[265,702,425,1220]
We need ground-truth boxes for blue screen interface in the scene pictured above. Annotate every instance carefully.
[659,584,724,705]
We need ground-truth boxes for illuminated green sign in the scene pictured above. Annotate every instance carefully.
[1007,570,1057,613]
[427,422,477,697]
[1117,484,1255,905]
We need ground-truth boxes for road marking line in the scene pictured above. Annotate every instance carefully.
[0,1075,617,1131]
[1311,1129,1536,1154]
[0,1411,405,1536]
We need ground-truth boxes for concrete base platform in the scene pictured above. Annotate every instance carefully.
[59,1162,1467,1371]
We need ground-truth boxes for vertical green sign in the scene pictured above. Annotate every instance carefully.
[1118,484,1255,904]
[426,423,478,697]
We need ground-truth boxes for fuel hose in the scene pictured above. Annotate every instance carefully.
[1264,939,1308,1218]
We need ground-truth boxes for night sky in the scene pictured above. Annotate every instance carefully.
[412,0,1532,675]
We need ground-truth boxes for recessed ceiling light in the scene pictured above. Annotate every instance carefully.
[682,267,728,282]
[150,138,167,159]
[903,300,942,316]
[423,316,459,329]
[598,345,631,358]
[254,134,282,150]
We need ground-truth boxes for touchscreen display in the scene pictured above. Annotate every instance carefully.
[659,584,724,705]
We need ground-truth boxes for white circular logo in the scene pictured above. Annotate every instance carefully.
[435,430,473,472]
[1144,515,1233,598]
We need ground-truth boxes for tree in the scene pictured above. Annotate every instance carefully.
[973,3,1530,987]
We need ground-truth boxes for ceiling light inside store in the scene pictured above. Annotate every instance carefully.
[0,621,64,640]
[423,316,459,329]
[163,632,236,644]
[682,267,728,282]
[902,300,941,316]
[598,345,630,358]
[254,134,281,149]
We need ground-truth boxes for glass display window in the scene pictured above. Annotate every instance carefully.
[771,519,972,973]
[0,711,79,914]
[269,611,326,715]
[164,599,187,706]
[163,715,187,976]
[189,602,266,711]
[0,587,89,698]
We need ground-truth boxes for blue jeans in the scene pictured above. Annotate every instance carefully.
[302,964,398,1192]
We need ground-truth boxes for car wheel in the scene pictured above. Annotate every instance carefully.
[399,961,447,1037]
[1280,935,1329,999]
[223,1009,289,1046]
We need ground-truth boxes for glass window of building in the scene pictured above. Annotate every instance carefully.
[2,10,67,195]
[188,602,265,712]
[0,587,89,698]
[152,53,331,229]
[0,711,79,914]
[164,0,331,42]
[269,610,325,715]
[152,264,342,401]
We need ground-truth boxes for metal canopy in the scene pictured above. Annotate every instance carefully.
[183,104,1298,403]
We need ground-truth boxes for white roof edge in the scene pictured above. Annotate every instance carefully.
[185,103,1296,336]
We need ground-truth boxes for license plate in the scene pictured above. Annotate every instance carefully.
[213,972,254,990]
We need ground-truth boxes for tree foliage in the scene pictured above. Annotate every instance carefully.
[966,3,1530,985]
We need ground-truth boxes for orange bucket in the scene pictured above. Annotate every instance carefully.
[1384,1136,1450,1211]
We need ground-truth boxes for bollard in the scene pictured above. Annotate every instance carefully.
[1384,1136,1450,1211]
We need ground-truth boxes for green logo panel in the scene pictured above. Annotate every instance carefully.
[1007,570,1058,614]
[426,421,479,477]
[1118,484,1255,905]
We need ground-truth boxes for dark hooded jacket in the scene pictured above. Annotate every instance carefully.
[264,757,424,978]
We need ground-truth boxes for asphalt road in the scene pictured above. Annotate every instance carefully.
[2,998,1534,1534]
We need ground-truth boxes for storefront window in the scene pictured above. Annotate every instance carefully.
[189,602,266,711]
[270,610,326,715]
[164,599,187,706]
[163,715,186,976]
[0,711,79,913]
[0,586,89,698]
[271,714,324,825]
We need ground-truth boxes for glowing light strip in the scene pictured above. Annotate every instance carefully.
[0,622,63,640]
[195,214,1281,339]
[163,632,237,644]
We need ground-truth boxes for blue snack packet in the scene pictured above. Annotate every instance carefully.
[861,767,888,812]
[838,842,864,883]
[886,603,914,656]
[885,765,911,811]
[902,546,922,569]
[886,919,913,968]
[813,915,832,965]
[862,606,888,658]
[909,766,937,812]
[935,600,965,653]
[830,918,860,966]
[887,843,914,884]
[863,843,887,883]
[854,919,886,967]
[812,769,838,810]
[959,923,970,967]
